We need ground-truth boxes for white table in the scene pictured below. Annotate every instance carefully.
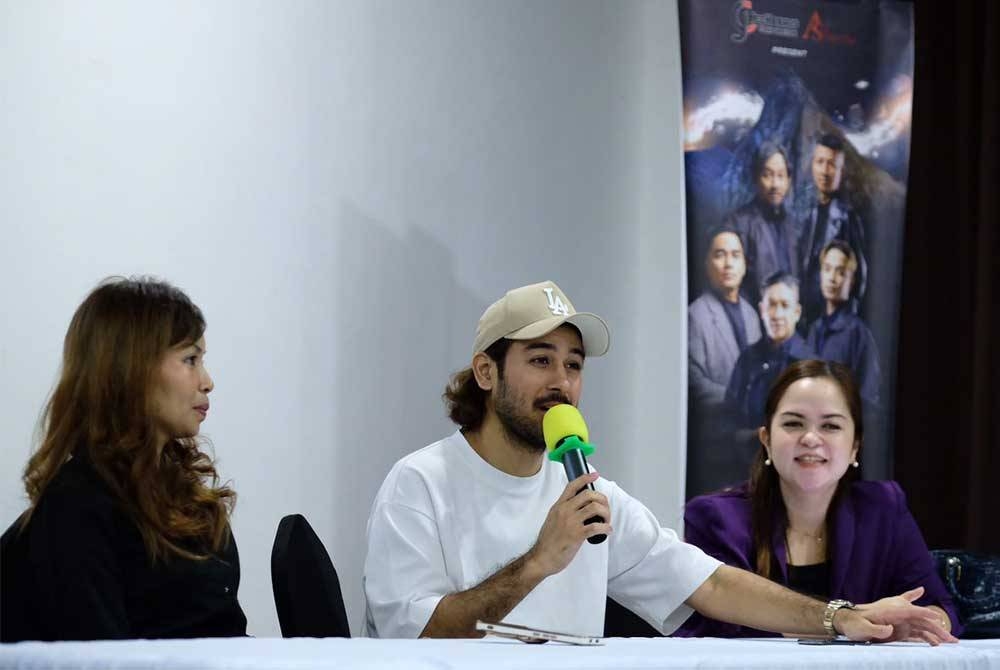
[3,636,1000,670]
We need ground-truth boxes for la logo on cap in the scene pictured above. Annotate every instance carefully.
[543,287,570,316]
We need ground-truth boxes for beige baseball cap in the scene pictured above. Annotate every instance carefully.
[473,281,610,357]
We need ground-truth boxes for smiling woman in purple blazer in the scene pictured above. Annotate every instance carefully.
[677,359,961,639]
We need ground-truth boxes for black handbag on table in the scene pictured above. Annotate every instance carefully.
[931,549,1000,639]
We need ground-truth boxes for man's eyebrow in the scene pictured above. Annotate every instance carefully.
[191,343,204,354]
[522,342,586,359]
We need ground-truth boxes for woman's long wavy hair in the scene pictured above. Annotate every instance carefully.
[748,359,863,579]
[22,277,236,562]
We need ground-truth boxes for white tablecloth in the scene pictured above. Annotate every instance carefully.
[2,636,1000,670]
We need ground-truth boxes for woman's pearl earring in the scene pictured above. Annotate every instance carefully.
[852,460,860,468]
[764,456,772,466]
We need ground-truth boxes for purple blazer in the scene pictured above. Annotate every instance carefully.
[675,480,962,637]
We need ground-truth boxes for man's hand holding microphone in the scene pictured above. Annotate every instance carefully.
[526,405,611,578]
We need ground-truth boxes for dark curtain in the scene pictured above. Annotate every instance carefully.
[895,0,999,553]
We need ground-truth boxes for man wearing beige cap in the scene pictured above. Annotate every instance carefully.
[362,281,955,644]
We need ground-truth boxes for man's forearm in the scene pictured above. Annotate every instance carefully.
[420,551,548,638]
[687,565,831,636]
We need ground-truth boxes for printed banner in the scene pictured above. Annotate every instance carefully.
[681,0,914,497]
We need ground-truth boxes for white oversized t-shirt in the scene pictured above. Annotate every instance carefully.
[363,431,721,638]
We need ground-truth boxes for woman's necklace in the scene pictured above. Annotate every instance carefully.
[785,526,827,566]
[787,527,824,543]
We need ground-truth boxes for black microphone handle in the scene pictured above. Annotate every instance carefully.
[560,448,607,545]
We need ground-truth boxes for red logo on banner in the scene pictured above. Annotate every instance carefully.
[802,10,858,45]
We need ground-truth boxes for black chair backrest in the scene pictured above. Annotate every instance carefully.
[1,513,34,642]
[271,514,350,638]
[931,549,1000,639]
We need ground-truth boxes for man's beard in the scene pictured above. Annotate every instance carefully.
[493,378,569,454]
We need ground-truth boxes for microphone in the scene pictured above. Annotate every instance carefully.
[542,404,607,545]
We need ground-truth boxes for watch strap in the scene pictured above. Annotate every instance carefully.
[823,599,855,637]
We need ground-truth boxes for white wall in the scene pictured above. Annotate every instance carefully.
[0,0,687,637]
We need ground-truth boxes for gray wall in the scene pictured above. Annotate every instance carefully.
[0,0,688,637]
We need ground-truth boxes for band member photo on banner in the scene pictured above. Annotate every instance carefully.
[679,0,914,497]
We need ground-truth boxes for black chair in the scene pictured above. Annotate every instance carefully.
[931,549,1000,639]
[271,514,351,638]
[603,597,663,638]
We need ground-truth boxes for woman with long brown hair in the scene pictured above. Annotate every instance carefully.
[676,359,960,639]
[1,277,246,641]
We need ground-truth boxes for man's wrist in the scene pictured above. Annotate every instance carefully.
[831,607,850,636]
[520,548,551,584]
[824,599,856,637]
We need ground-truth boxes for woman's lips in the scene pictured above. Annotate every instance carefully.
[795,455,827,466]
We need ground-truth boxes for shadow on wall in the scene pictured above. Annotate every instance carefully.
[328,200,481,628]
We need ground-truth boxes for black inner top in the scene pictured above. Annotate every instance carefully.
[787,561,831,600]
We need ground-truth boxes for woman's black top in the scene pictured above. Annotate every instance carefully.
[6,453,247,641]
[787,561,831,600]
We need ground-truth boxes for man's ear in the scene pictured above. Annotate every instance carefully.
[471,352,496,391]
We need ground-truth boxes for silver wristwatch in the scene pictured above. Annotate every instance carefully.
[823,599,856,637]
